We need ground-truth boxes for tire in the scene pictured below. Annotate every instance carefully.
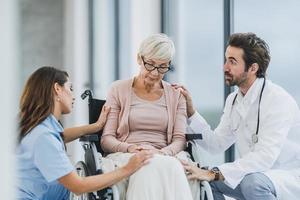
[201,181,214,200]
[69,161,92,200]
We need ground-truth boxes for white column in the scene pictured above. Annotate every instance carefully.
[0,0,19,199]
[119,0,162,79]
[93,0,117,98]
[163,0,184,84]
[64,0,90,164]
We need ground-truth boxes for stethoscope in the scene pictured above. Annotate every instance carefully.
[231,77,266,144]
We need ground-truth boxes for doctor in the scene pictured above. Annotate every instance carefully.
[174,32,300,200]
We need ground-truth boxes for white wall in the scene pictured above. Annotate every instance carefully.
[0,0,19,199]
[93,0,117,99]
[64,0,90,164]
[118,0,162,80]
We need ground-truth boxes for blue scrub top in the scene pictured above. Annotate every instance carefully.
[16,115,74,200]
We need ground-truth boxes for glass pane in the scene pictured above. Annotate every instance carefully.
[234,0,300,159]
[167,0,225,166]
[234,0,300,104]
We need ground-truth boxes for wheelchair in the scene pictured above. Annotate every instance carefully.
[69,90,213,200]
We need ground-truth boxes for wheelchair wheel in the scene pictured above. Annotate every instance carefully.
[69,161,93,200]
[200,181,214,200]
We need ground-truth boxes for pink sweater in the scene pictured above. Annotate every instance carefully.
[101,78,187,156]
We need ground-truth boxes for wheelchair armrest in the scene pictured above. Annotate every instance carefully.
[185,133,202,141]
[79,134,100,142]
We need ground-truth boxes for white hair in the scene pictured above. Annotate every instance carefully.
[138,33,175,61]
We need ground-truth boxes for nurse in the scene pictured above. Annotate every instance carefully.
[174,32,300,200]
[16,66,152,200]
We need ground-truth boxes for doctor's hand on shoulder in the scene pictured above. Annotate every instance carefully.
[172,84,195,118]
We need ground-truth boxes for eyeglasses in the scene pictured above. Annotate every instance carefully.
[141,56,173,74]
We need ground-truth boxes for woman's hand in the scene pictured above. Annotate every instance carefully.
[171,84,195,118]
[127,144,165,155]
[94,105,111,131]
[145,149,166,155]
[127,144,143,153]
[124,151,153,174]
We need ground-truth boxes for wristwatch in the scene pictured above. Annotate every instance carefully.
[211,167,221,181]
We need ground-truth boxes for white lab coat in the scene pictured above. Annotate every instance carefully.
[188,78,300,199]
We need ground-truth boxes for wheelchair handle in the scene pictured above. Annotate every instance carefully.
[81,89,93,100]
[185,133,202,141]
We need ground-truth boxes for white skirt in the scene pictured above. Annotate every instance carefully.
[100,151,200,200]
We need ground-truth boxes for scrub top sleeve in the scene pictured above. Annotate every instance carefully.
[33,133,74,182]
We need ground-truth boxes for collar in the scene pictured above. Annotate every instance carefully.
[131,76,166,89]
[236,78,265,106]
[42,114,64,137]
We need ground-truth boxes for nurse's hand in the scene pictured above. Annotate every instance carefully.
[63,106,110,143]
[124,151,153,174]
[94,105,111,131]
[171,84,195,118]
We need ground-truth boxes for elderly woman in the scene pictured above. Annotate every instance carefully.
[101,34,198,200]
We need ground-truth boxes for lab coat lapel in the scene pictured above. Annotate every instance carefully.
[235,78,264,120]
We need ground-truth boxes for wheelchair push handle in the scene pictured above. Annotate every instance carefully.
[81,89,93,100]
[186,133,202,141]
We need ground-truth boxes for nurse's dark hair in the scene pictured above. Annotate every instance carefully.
[19,66,68,141]
[228,32,271,78]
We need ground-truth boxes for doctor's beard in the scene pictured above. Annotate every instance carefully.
[224,71,248,87]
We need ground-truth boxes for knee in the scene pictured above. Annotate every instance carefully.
[152,154,181,166]
[210,181,218,192]
[209,181,226,194]
[240,173,271,198]
[138,155,182,172]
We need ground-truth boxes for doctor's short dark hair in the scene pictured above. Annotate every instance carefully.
[228,32,271,78]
